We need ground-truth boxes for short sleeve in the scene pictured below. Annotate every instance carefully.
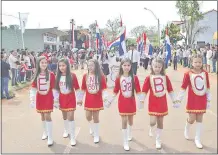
[142,76,150,94]
[166,75,173,93]
[113,77,120,94]
[72,73,80,90]
[50,72,56,89]
[134,75,141,93]
[81,74,87,91]
[101,75,107,90]
[31,80,37,88]
[181,72,190,90]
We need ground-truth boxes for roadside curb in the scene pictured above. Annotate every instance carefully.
[9,82,31,95]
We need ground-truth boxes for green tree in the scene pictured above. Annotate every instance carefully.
[176,0,207,46]
[130,25,158,45]
[130,25,147,38]
[126,38,136,47]
[161,23,183,45]
[106,17,120,40]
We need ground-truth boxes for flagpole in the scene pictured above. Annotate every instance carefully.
[18,12,25,49]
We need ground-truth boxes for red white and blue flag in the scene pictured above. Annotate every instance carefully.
[165,26,171,65]
[118,15,126,56]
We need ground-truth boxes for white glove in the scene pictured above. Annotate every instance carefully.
[173,103,180,108]
[104,100,111,108]
[206,102,210,109]
[137,101,144,110]
[53,102,59,109]
[29,102,36,108]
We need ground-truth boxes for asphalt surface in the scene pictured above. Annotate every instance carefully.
[1,65,217,154]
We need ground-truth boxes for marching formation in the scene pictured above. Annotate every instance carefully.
[29,53,211,151]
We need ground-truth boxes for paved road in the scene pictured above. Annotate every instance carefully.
[1,66,217,154]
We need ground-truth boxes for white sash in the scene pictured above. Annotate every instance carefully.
[86,75,100,94]
[150,75,167,97]
[120,76,133,98]
[37,73,50,95]
[59,76,72,94]
[189,72,207,96]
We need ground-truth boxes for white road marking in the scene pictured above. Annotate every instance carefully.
[63,127,80,154]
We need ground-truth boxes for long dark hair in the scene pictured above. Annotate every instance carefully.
[55,58,73,91]
[88,59,102,90]
[150,57,165,75]
[118,58,135,97]
[33,56,49,83]
[101,50,108,61]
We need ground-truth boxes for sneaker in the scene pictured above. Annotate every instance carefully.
[7,96,14,100]
[1,96,6,99]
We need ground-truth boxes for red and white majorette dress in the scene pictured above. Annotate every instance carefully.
[58,73,80,111]
[177,70,211,113]
[142,74,176,116]
[81,73,107,111]
[108,75,143,116]
[30,72,55,113]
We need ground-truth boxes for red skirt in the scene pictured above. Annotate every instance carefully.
[148,95,168,116]
[36,91,53,113]
[84,93,104,111]
[118,95,136,116]
[59,92,76,111]
[186,90,207,113]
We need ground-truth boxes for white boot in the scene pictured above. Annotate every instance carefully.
[46,121,53,146]
[149,126,154,137]
[69,121,76,146]
[127,125,132,141]
[89,121,93,135]
[122,129,130,151]
[63,120,69,138]
[184,119,191,140]
[41,121,47,140]
[93,123,100,143]
[195,122,203,149]
[155,128,162,149]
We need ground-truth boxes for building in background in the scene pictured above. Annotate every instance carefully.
[2,26,67,52]
[172,9,217,47]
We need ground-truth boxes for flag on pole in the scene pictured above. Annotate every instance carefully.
[165,26,171,66]
[119,15,126,56]
[96,20,100,53]
[19,13,29,34]
[119,28,126,56]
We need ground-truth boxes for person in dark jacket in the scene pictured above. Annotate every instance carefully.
[1,53,14,99]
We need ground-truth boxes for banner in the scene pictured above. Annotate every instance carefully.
[107,55,120,88]
[19,12,29,34]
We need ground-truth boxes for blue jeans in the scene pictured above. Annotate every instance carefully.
[212,59,217,72]
[11,68,18,86]
[183,57,188,67]
[1,77,10,98]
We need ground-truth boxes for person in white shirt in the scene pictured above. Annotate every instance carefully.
[125,44,140,75]
[8,50,18,86]
[206,46,213,73]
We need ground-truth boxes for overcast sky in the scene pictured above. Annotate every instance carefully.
[2,1,217,36]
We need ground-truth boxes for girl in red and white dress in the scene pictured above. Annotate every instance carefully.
[29,56,57,146]
[142,57,176,149]
[54,58,81,146]
[107,58,144,151]
[176,54,211,149]
[79,59,108,143]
